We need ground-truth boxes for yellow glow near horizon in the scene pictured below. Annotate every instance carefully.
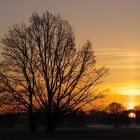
[112,85,140,96]
[119,85,139,109]
[127,102,136,110]
[108,84,140,109]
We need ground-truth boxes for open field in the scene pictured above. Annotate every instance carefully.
[1,128,140,140]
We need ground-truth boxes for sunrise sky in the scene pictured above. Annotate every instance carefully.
[0,0,140,109]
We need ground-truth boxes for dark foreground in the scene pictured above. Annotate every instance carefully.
[1,128,140,140]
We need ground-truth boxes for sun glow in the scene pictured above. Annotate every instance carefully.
[110,84,140,109]
[128,112,136,118]
[127,102,136,110]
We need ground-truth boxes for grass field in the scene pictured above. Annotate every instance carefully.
[1,128,140,140]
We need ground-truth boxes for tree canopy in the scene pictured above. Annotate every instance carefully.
[0,11,108,132]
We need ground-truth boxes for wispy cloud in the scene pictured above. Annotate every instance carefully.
[95,48,140,84]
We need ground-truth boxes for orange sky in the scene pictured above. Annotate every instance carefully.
[0,0,140,109]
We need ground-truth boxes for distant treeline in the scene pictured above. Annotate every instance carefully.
[0,109,140,128]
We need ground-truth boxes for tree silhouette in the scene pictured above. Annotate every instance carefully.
[106,102,125,128]
[134,105,140,111]
[0,24,38,132]
[0,11,108,132]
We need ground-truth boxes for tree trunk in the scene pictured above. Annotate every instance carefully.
[115,122,118,128]
[45,116,56,133]
[28,107,36,132]
[114,114,118,128]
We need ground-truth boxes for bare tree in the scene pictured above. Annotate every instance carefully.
[0,24,38,132]
[106,102,125,128]
[28,12,108,132]
[0,11,108,132]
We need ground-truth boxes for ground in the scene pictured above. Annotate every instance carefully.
[0,128,140,140]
